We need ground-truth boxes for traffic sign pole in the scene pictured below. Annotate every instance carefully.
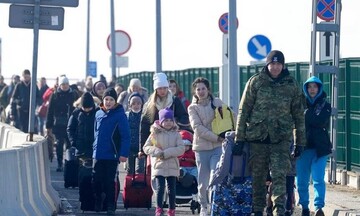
[228,0,239,111]
[28,0,40,140]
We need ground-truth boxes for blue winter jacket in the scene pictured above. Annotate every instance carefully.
[93,104,131,160]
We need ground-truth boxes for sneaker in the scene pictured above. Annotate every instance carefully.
[155,207,164,216]
[200,207,208,216]
[167,209,175,216]
[302,208,310,216]
[56,166,63,172]
[315,208,325,216]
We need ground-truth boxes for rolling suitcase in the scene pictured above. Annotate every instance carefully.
[64,147,79,188]
[79,160,120,212]
[78,159,95,211]
[122,155,153,209]
[211,152,253,216]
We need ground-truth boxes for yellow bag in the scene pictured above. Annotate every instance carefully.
[211,104,235,138]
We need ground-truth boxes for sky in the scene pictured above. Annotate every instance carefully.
[0,0,360,83]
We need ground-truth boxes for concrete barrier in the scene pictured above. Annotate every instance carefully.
[0,122,60,215]
[0,123,12,148]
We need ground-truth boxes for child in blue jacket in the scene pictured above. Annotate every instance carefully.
[92,88,131,215]
[296,76,332,216]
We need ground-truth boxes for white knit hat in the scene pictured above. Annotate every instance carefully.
[129,78,142,87]
[153,72,169,90]
[58,76,69,85]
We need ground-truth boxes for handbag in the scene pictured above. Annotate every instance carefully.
[211,103,235,138]
[36,102,48,118]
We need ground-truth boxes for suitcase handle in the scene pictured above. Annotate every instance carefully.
[131,154,148,186]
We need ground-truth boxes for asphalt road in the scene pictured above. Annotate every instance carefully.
[51,160,360,216]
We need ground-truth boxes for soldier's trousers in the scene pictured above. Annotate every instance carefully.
[249,141,291,215]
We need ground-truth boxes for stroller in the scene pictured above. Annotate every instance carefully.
[164,130,200,214]
[164,171,200,214]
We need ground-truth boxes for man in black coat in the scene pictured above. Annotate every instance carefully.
[46,76,79,172]
[10,69,41,132]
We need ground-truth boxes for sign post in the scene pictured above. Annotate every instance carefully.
[107,30,131,76]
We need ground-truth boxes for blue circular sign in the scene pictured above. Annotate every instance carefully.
[247,35,271,60]
[317,0,335,21]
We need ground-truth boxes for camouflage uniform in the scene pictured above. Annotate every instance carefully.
[235,64,305,215]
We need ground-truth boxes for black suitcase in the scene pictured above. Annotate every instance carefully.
[79,160,120,212]
[64,147,79,188]
[78,159,95,211]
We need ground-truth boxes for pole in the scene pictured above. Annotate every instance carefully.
[228,0,239,110]
[110,0,116,78]
[0,38,2,75]
[155,0,162,73]
[29,0,41,140]
[85,0,90,79]
[310,0,317,76]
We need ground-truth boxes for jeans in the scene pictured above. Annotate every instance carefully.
[296,149,328,210]
[38,116,46,136]
[155,176,176,210]
[126,151,144,174]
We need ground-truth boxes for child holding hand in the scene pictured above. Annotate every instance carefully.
[143,108,185,216]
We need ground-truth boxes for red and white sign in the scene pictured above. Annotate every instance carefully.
[107,30,131,56]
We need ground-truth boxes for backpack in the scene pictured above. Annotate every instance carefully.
[211,103,235,138]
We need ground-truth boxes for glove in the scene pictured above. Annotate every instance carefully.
[233,141,245,156]
[293,145,304,158]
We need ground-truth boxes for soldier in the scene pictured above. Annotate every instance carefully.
[234,50,306,216]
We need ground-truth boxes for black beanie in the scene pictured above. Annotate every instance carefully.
[266,50,285,66]
[81,92,94,108]
[103,87,118,101]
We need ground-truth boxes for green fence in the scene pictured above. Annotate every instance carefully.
[118,58,360,171]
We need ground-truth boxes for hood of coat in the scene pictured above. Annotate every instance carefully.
[303,76,324,105]
[150,120,179,134]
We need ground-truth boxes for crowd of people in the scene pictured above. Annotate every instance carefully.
[0,50,332,216]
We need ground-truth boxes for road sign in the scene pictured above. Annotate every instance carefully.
[222,34,228,64]
[319,21,334,61]
[109,56,128,68]
[218,12,238,34]
[88,61,97,77]
[9,4,64,30]
[247,34,271,60]
[107,30,131,56]
[317,0,335,21]
[0,0,79,7]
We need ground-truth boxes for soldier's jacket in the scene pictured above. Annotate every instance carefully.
[235,67,306,146]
